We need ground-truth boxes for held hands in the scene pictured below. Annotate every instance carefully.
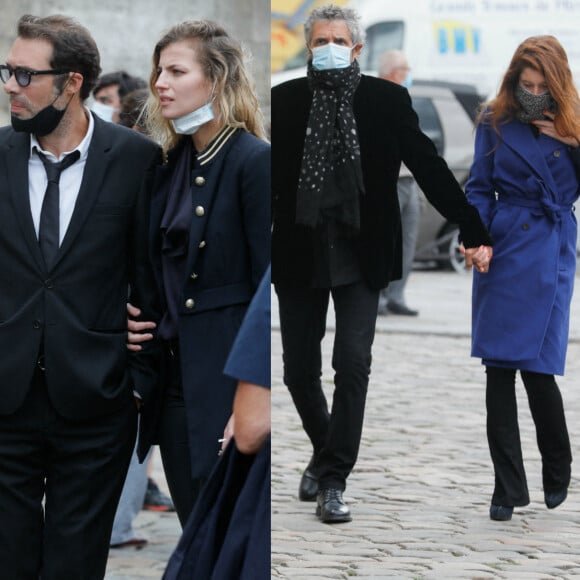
[533,111,580,147]
[126,302,156,351]
[462,244,493,273]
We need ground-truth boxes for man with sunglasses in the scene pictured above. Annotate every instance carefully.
[0,14,161,579]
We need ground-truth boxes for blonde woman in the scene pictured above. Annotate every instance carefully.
[129,20,270,526]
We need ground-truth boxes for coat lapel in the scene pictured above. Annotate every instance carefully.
[5,132,46,272]
[183,127,239,280]
[501,122,559,196]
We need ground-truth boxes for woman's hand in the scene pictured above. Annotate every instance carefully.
[219,414,235,455]
[533,111,580,147]
[462,244,493,273]
[126,302,156,352]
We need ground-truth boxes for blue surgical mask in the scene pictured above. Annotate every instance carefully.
[171,100,215,135]
[311,43,353,71]
[402,74,413,89]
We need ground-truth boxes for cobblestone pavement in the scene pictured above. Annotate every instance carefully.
[105,458,180,579]
[272,270,580,579]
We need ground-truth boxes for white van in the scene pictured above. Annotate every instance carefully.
[273,0,580,97]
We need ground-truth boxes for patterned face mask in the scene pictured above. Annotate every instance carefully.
[515,84,556,123]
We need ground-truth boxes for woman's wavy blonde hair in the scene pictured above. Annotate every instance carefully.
[145,20,267,152]
[477,35,580,141]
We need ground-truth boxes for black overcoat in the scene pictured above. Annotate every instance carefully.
[272,74,492,290]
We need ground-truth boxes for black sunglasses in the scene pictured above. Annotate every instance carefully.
[0,64,69,88]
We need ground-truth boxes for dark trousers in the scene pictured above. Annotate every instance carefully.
[0,366,136,580]
[486,366,572,506]
[276,280,379,491]
[158,350,206,527]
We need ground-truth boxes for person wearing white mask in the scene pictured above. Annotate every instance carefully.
[126,20,270,526]
[91,70,146,123]
[377,49,420,316]
[272,3,493,523]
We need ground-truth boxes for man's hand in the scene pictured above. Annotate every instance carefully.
[126,302,156,352]
[463,244,493,273]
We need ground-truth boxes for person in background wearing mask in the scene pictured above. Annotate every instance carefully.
[127,20,270,527]
[0,14,161,579]
[271,3,493,523]
[91,70,146,123]
[377,49,420,316]
[466,35,580,522]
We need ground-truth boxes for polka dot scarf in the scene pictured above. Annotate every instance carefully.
[295,59,365,233]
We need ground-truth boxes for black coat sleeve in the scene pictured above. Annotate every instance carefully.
[395,87,493,248]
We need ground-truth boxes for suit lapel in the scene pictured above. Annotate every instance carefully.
[5,132,46,272]
[150,162,173,301]
[55,116,112,267]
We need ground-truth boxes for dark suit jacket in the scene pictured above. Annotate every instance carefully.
[271,74,493,290]
[0,113,162,421]
[145,128,270,475]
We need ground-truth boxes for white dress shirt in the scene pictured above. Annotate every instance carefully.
[28,109,95,244]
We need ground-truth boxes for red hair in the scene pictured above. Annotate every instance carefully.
[478,35,580,140]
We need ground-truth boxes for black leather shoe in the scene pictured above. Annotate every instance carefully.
[316,488,352,523]
[386,302,418,316]
[299,468,319,502]
[489,504,513,521]
[545,487,567,509]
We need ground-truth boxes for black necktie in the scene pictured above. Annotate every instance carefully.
[36,149,80,268]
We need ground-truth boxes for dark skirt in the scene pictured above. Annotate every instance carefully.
[163,436,271,580]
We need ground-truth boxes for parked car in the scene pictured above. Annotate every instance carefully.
[409,80,483,272]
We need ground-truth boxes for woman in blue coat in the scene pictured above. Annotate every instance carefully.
[130,20,270,526]
[466,35,580,522]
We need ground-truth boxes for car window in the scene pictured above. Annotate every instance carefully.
[358,21,405,71]
[411,96,444,155]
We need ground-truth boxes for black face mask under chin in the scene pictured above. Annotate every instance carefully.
[11,96,68,137]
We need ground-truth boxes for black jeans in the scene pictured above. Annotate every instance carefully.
[486,366,572,506]
[276,280,379,491]
[158,348,206,527]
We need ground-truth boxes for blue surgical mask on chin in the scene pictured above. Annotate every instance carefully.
[402,74,413,89]
[311,43,353,71]
[171,100,215,135]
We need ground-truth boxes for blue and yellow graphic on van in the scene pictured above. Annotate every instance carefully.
[434,21,481,54]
